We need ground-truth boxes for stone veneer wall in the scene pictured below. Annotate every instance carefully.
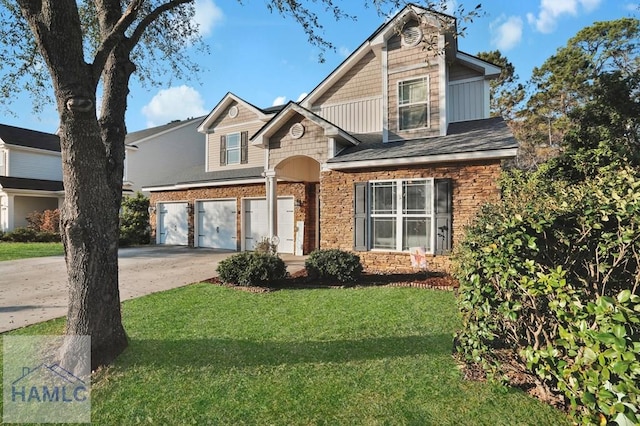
[319,160,503,273]
[149,181,317,254]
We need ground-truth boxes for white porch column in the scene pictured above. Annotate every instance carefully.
[265,170,278,243]
[5,194,15,232]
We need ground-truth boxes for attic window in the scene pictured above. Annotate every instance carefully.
[289,123,305,139]
[228,106,239,118]
[402,25,423,47]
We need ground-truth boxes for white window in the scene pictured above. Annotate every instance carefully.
[371,179,432,251]
[354,178,451,254]
[398,77,429,131]
[226,132,241,165]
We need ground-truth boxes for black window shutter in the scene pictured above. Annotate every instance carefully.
[219,135,226,166]
[240,131,248,164]
[353,182,369,251]
[434,178,452,254]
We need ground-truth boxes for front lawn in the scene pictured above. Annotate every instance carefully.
[0,241,64,261]
[1,284,569,425]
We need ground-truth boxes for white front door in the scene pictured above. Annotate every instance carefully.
[196,199,237,250]
[158,202,188,245]
[243,197,294,254]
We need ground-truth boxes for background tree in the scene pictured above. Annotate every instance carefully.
[476,50,524,121]
[0,0,482,368]
[522,18,639,150]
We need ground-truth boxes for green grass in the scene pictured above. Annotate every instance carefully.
[1,284,570,425]
[0,241,64,261]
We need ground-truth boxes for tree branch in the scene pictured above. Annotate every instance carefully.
[91,0,145,84]
[127,0,193,50]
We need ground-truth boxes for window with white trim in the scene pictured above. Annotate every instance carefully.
[226,132,241,165]
[354,178,451,254]
[398,76,429,131]
[219,131,248,166]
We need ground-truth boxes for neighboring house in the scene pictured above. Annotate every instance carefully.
[0,124,64,232]
[144,4,518,272]
[124,116,206,194]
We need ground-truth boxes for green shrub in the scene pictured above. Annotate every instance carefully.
[305,249,363,283]
[2,227,38,242]
[119,192,151,246]
[0,226,61,242]
[453,166,640,425]
[216,252,288,286]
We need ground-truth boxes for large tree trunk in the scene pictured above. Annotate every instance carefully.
[18,0,128,369]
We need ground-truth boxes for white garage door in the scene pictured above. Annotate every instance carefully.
[244,197,294,254]
[157,202,188,245]
[196,199,237,250]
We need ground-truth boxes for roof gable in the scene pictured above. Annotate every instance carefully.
[251,102,360,147]
[0,123,60,152]
[198,93,278,133]
[301,4,456,108]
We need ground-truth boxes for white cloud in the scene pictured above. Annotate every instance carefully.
[194,0,224,37]
[624,2,639,12]
[272,96,287,106]
[296,93,308,102]
[142,85,207,128]
[527,0,602,33]
[338,46,351,58]
[490,15,523,51]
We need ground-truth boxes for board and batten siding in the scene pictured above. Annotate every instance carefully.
[448,79,486,123]
[312,96,382,134]
[205,102,269,173]
[8,150,62,181]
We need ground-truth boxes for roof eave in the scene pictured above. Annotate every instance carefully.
[324,148,518,170]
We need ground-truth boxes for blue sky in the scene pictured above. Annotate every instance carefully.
[2,0,638,134]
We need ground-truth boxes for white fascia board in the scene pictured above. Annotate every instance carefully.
[0,188,65,196]
[3,144,61,157]
[143,178,265,192]
[456,52,501,77]
[324,148,518,170]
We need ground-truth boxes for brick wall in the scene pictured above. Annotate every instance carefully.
[149,181,318,253]
[319,160,503,273]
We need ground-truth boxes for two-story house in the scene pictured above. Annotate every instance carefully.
[144,4,518,272]
[0,124,64,232]
[124,116,206,194]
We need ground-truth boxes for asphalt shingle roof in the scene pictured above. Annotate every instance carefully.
[125,116,206,146]
[328,117,517,163]
[0,176,64,191]
[0,124,60,152]
[145,166,264,189]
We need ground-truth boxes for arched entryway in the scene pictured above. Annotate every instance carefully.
[263,155,320,255]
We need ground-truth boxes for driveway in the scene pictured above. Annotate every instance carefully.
[0,246,306,333]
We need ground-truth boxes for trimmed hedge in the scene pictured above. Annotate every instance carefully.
[216,252,288,287]
[305,249,363,283]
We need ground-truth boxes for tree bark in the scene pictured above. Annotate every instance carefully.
[18,0,128,368]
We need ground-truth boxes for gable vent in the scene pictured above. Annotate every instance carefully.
[289,123,305,139]
[228,106,238,118]
[402,25,423,47]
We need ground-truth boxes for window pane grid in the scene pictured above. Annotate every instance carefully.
[398,77,429,130]
[369,179,433,252]
[226,133,240,165]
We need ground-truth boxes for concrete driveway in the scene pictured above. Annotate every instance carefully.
[0,246,306,333]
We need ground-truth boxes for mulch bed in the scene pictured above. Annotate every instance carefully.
[204,269,459,293]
